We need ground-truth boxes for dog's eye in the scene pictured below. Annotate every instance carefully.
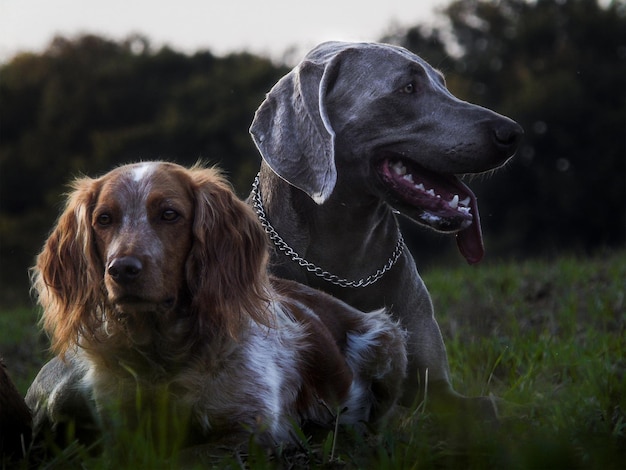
[96,213,112,226]
[161,209,180,222]
[401,82,416,94]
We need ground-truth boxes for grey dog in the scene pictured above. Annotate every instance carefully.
[249,41,523,416]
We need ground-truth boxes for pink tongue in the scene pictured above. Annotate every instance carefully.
[455,186,484,264]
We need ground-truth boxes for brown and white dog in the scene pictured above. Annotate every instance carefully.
[26,162,406,447]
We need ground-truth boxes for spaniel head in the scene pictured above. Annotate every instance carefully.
[32,162,271,356]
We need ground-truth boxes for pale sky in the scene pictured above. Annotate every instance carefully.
[0,0,447,64]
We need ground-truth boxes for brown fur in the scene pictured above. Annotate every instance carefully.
[28,162,407,446]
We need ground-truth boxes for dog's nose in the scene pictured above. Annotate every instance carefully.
[493,121,524,153]
[107,256,143,283]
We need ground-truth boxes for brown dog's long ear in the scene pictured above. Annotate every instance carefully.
[250,42,355,204]
[185,167,271,339]
[32,177,103,356]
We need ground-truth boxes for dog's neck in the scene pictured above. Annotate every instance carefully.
[253,166,405,288]
[86,304,241,377]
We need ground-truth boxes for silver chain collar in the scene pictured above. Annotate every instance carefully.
[251,173,405,288]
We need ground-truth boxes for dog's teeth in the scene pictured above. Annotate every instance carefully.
[392,162,407,176]
[458,206,472,215]
[459,196,471,207]
[448,194,459,209]
[426,189,435,196]
[415,183,425,191]
[403,174,414,183]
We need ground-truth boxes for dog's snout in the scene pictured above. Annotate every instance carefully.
[107,256,143,284]
[493,121,524,153]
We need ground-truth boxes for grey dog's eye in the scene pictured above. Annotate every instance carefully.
[401,82,416,94]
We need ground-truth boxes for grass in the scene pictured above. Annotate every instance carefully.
[419,250,626,469]
[1,250,624,468]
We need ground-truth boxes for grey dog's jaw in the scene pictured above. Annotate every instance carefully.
[375,156,484,264]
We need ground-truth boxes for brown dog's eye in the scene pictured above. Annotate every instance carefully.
[96,213,112,226]
[161,209,180,222]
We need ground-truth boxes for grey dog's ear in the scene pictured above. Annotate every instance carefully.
[250,55,342,204]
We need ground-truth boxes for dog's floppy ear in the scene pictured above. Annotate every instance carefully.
[250,47,347,204]
[186,167,272,339]
[32,177,104,356]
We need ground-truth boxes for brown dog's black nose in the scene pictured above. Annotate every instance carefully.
[108,256,142,283]
[493,121,524,153]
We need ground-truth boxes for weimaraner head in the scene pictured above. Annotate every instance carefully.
[250,41,523,263]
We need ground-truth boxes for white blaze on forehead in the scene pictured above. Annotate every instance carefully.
[105,162,164,261]
[130,162,158,182]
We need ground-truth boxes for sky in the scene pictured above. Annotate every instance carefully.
[0,0,448,64]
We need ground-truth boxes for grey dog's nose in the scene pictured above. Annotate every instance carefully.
[108,256,142,283]
[493,121,524,152]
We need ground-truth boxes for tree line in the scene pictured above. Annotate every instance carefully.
[1,0,624,305]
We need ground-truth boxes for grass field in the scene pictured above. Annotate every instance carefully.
[1,250,624,468]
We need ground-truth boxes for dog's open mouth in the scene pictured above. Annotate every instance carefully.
[377,158,484,264]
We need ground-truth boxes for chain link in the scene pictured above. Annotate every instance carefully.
[251,174,405,288]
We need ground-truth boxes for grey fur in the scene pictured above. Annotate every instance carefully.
[250,41,522,415]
